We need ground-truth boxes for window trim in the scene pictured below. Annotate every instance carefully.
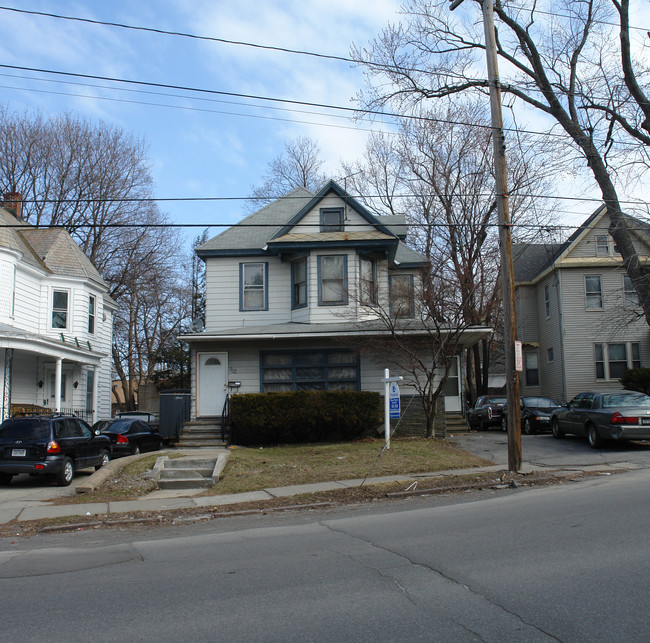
[544,284,551,318]
[623,274,639,307]
[319,207,344,233]
[317,255,348,306]
[389,273,415,318]
[239,262,269,311]
[595,234,610,257]
[359,256,378,306]
[584,275,603,310]
[291,257,308,310]
[51,288,70,330]
[88,294,96,335]
[595,341,641,381]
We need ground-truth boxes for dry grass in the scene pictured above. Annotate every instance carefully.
[213,437,493,494]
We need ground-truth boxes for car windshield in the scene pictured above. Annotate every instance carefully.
[524,397,559,408]
[0,419,50,441]
[102,420,134,434]
[601,392,650,409]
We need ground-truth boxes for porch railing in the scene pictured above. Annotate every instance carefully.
[220,394,231,442]
[10,404,94,424]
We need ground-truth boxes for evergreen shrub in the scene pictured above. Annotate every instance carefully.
[230,390,382,446]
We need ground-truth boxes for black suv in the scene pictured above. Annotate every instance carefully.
[0,415,111,486]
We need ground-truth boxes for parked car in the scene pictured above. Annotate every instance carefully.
[466,395,507,430]
[95,418,162,457]
[501,396,563,434]
[0,415,111,486]
[551,390,650,448]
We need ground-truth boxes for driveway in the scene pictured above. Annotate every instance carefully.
[451,430,650,469]
[0,468,97,506]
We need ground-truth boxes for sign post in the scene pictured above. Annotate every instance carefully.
[382,369,403,450]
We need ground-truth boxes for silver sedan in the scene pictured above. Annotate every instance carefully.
[551,391,650,448]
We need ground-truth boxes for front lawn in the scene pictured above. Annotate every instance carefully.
[215,437,493,494]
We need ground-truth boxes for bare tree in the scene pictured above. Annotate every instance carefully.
[353,0,650,325]
[0,106,190,409]
[344,101,559,399]
[247,136,327,211]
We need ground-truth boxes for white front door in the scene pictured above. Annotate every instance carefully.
[197,352,228,417]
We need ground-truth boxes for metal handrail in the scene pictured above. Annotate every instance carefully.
[220,394,231,442]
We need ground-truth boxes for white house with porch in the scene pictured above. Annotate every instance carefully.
[180,180,490,441]
[0,193,116,423]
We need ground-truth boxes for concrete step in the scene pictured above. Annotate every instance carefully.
[176,439,228,448]
[156,456,223,490]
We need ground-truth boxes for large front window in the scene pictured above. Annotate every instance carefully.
[261,350,359,392]
[389,274,414,318]
[595,342,641,380]
[318,255,347,305]
[240,262,268,311]
[52,290,69,329]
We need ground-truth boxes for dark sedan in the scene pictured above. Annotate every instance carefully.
[466,395,507,430]
[96,418,163,457]
[501,396,563,434]
[551,390,650,448]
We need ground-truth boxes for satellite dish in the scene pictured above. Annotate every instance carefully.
[189,319,204,333]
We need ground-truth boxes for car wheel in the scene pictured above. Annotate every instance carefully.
[0,473,13,485]
[95,450,110,471]
[56,457,75,486]
[523,418,535,435]
[551,418,564,439]
[132,446,141,456]
[587,424,603,449]
[501,416,507,432]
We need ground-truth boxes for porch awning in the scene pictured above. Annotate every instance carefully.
[0,323,104,366]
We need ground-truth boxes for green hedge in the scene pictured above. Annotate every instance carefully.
[230,391,383,445]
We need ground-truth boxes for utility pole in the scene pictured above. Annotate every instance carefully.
[451,0,521,471]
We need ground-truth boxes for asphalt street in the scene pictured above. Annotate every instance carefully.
[1,465,649,642]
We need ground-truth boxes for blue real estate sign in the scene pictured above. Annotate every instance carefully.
[389,382,400,419]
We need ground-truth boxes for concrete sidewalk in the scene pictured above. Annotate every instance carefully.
[0,455,636,526]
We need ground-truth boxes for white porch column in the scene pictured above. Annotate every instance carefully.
[54,357,62,413]
[92,367,99,424]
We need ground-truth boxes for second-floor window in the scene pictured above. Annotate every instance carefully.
[360,256,377,306]
[389,274,414,318]
[292,257,307,309]
[623,275,639,306]
[88,295,96,334]
[595,234,610,256]
[585,275,603,309]
[52,289,69,329]
[544,284,550,317]
[318,255,347,305]
[240,262,268,311]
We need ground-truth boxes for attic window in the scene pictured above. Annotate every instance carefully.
[320,208,344,233]
[595,235,610,256]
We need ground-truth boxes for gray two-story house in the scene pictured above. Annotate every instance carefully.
[181,180,490,431]
[514,205,650,403]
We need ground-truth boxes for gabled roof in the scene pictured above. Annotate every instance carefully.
[197,180,428,266]
[513,204,650,284]
[0,208,108,289]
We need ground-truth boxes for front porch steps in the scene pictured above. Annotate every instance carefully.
[445,412,469,433]
[176,419,228,448]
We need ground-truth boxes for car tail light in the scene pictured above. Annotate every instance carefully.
[47,441,61,454]
[34,464,45,470]
[116,434,129,444]
[610,412,638,425]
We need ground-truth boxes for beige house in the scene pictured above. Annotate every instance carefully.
[514,205,650,402]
